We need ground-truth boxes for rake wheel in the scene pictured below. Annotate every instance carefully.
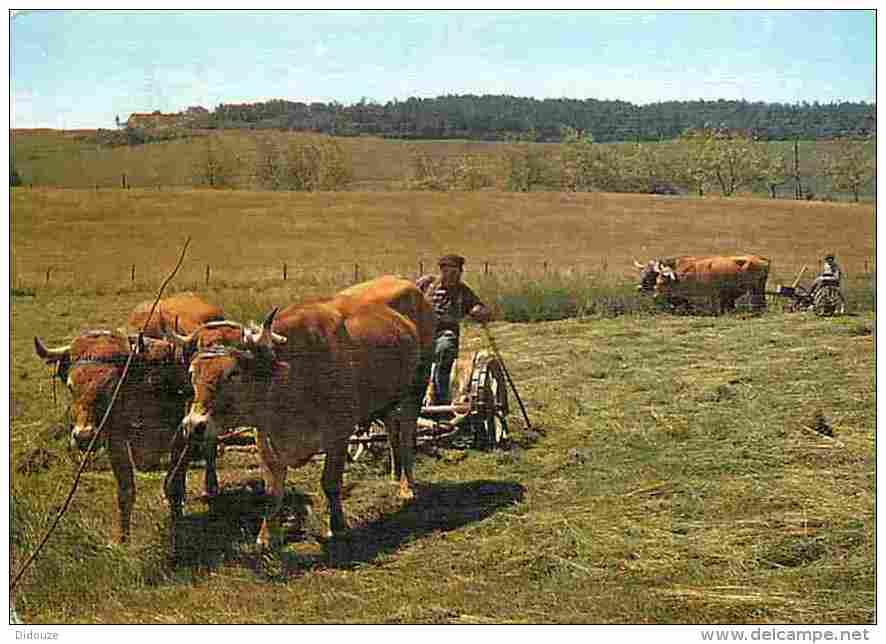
[464,350,510,449]
[812,285,846,317]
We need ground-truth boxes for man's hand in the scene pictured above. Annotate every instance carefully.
[469,304,491,323]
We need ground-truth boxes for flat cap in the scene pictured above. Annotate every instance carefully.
[438,254,465,268]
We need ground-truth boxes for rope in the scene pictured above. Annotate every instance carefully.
[10,237,192,593]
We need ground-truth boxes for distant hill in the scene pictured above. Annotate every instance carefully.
[182,95,874,142]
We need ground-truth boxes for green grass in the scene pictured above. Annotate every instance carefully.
[11,288,875,623]
[9,187,875,623]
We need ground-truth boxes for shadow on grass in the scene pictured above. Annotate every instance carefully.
[167,478,313,570]
[329,479,525,569]
[166,478,525,579]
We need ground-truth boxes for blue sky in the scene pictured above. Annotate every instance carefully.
[9,8,877,129]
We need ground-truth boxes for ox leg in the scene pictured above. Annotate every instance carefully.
[256,430,287,548]
[164,430,190,521]
[387,413,403,483]
[107,436,135,545]
[164,428,197,561]
[392,400,418,500]
[321,442,349,539]
[203,437,219,498]
[751,286,766,312]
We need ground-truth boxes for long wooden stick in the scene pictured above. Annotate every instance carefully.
[792,265,808,288]
[480,323,532,431]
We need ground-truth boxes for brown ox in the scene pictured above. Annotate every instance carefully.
[34,331,178,544]
[633,255,770,313]
[127,292,224,338]
[33,294,226,544]
[160,318,287,497]
[337,274,437,411]
[166,297,421,548]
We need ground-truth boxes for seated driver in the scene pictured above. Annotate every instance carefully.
[809,253,842,299]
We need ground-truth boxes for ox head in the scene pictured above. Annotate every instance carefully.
[128,334,188,394]
[179,309,282,445]
[162,314,286,365]
[35,332,136,451]
[633,259,677,295]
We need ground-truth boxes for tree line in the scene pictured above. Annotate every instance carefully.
[184,128,873,201]
[190,95,874,142]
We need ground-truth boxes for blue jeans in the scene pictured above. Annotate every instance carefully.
[431,330,459,404]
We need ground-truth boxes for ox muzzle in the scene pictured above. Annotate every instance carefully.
[70,425,97,451]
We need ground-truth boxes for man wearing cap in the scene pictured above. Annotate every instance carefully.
[809,253,843,301]
[416,254,491,405]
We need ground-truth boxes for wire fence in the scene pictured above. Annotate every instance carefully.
[11,256,876,296]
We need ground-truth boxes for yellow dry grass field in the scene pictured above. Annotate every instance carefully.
[11,188,874,295]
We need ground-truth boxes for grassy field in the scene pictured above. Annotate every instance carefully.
[10,188,875,294]
[9,189,876,624]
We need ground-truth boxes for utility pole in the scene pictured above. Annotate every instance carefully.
[793,136,802,199]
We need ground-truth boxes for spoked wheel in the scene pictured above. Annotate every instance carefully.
[464,350,510,449]
[348,419,387,462]
[812,285,846,317]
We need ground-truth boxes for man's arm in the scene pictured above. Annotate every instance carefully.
[462,285,491,322]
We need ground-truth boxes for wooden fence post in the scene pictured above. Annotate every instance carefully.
[121,173,127,189]
[45,267,51,285]
[205,264,210,286]
[283,263,287,281]
[419,261,423,276]
[131,264,136,282]
[354,263,359,283]
[484,261,489,275]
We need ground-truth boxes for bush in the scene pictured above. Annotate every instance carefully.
[408,152,493,191]
[472,272,659,323]
[497,285,579,322]
[504,146,551,192]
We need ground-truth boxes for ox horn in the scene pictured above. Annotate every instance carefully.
[254,307,279,348]
[159,314,194,348]
[34,336,70,362]
[633,259,646,270]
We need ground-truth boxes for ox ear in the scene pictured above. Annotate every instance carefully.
[34,336,70,363]
[656,262,677,281]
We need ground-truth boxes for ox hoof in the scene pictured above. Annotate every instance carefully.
[324,527,350,542]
